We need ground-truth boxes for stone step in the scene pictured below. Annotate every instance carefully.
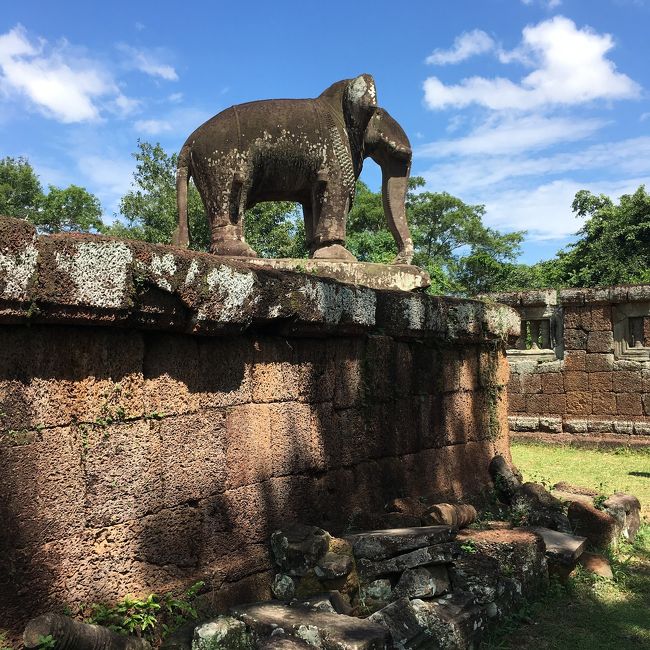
[357,543,459,581]
[369,592,485,650]
[345,526,455,561]
[527,527,587,565]
[229,602,389,650]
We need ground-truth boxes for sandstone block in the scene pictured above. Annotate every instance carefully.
[526,394,549,414]
[547,394,567,415]
[563,350,586,371]
[356,544,459,581]
[563,419,589,434]
[592,392,616,416]
[230,602,389,650]
[589,371,613,392]
[528,527,587,565]
[393,566,450,600]
[587,331,613,353]
[563,307,591,330]
[591,305,612,330]
[521,373,541,394]
[509,416,539,432]
[603,493,641,541]
[508,372,522,394]
[314,552,353,580]
[539,417,562,433]
[193,616,253,650]
[270,524,331,577]
[346,526,455,561]
[578,552,613,579]
[612,371,643,393]
[616,393,643,416]
[564,329,588,350]
[564,371,588,392]
[369,593,485,650]
[384,497,428,519]
[508,393,526,412]
[585,353,614,373]
[567,501,619,549]
[566,392,592,416]
[541,373,564,394]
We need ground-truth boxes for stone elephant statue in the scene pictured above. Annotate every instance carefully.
[172,73,414,263]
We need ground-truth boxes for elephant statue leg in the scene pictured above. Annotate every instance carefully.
[309,174,356,261]
[207,172,258,257]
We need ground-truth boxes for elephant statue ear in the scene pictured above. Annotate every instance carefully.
[344,74,378,131]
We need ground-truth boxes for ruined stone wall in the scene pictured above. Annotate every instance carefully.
[0,217,518,633]
[485,287,650,436]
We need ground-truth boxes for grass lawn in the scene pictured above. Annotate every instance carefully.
[481,441,650,649]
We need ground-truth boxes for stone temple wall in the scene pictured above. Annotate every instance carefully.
[0,216,519,634]
[484,287,650,437]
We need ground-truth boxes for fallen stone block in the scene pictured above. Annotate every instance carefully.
[393,566,450,600]
[270,524,331,576]
[345,526,455,561]
[527,527,587,565]
[357,543,459,581]
[272,574,296,600]
[24,613,151,650]
[369,593,485,650]
[193,616,253,650]
[314,551,354,580]
[229,602,389,650]
[513,483,571,532]
[290,591,352,615]
[358,578,394,614]
[603,493,641,542]
[568,500,620,549]
[579,552,614,579]
[258,634,313,649]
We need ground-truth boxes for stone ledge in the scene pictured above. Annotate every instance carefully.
[509,415,650,436]
[239,258,430,292]
[0,216,519,342]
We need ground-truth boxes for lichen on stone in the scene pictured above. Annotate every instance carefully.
[0,243,38,301]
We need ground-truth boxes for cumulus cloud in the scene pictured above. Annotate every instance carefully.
[117,44,178,81]
[423,17,640,110]
[134,118,172,134]
[425,30,495,65]
[0,25,136,123]
[419,114,606,157]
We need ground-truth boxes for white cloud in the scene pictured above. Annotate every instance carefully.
[424,17,640,110]
[484,176,650,240]
[168,92,183,103]
[419,136,650,196]
[134,118,172,135]
[117,44,178,81]
[78,154,135,213]
[419,114,605,157]
[521,0,562,8]
[641,111,650,121]
[0,25,136,123]
[425,30,495,65]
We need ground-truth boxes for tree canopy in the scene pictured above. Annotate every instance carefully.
[1,156,103,234]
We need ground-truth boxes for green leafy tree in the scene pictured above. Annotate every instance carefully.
[557,186,650,287]
[1,156,104,233]
[36,184,104,233]
[0,156,43,220]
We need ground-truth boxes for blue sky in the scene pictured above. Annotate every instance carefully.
[1,0,649,263]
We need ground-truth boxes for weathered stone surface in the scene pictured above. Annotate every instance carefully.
[528,527,587,565]
[579,552,614,579]
[384,497,428,518]
[271,574,296,601]
[314,551,354,580]
[513,482,571,532]
[291,591,352,616]
[369,593,485,650]
[192,616,253,650]
[568,500,620,549]
[357,544,459,581]
[258,634,313,650]
[23,613,151,650]
[358,578,394,613]
[229,602,389,649]
[489,455,523,502]
[243,259,430,292]
[346,526,455,561]
[393,566,450,600]
[603,493,641,541]
[454,528,548,616]
[270,524,331,577]
[422,503,477,529]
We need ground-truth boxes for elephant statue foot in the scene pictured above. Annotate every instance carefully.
[311,243,357,262]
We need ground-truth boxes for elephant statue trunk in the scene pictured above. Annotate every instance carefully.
[172,74,415,265]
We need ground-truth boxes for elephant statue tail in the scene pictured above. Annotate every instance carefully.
[172,142,191,248]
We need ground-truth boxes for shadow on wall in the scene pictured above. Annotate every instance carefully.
[0,323,505,633]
